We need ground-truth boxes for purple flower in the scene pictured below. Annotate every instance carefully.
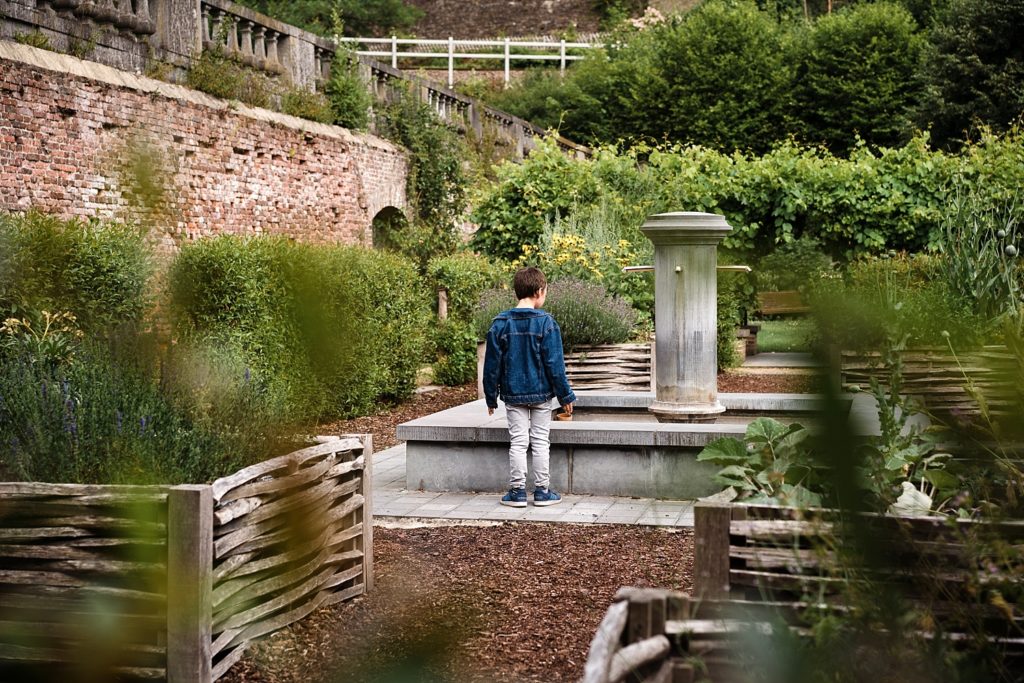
[139,415,148,436]
[63,398,77,438]
[244,367,251,384]
[115,409,123,434]
[40,381,47,399]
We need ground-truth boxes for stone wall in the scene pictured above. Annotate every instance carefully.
[0,41,408,253]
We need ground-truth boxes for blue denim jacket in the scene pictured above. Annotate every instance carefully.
[483,308,577,409]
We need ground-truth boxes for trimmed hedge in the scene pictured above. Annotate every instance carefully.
[169,237,431,421]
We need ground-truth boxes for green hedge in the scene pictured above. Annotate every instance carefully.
[0,211,150,335]
[471,130,1024,264]
[169,237,431,422]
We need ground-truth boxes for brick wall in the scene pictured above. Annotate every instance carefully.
[0,42,408,254]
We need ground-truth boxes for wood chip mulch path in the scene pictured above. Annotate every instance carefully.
[221,371,812,682]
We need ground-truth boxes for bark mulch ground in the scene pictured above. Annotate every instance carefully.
[221,524,693,683]
[221,371,813,682]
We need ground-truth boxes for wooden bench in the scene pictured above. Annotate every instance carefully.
[583,502,1024,682]
[755,290,810,316]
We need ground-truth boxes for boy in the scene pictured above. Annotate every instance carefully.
[483,267,576,507]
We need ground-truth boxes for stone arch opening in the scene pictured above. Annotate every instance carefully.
[370,206,408,251]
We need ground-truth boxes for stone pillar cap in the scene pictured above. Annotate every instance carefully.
[640,212,732,244]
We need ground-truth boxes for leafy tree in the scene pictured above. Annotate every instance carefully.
[789,2,924,153]
[235,0,422,37]
[912,0,1024,149]
[630,1,793,153]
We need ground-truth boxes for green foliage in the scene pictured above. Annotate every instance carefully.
[698,418,823,507]
[14,31,52,50]
[431,320,478,386]
[169,237,431,422]
[234,0,423,37]
[375,90,468,269]
[936,190,1023,322]
[324,50,372,130]
[809,252,991,350]
[472,131,1024,266]
[281,86,335,124]
[0,212,150,337]
[427,252,503,322]
[186,46,276,109]
[914,0,1024,150]
[789,3,924,154]
[478,0,1019,155]
[717,277,743,370]
[0,339,287,484]
[470,139,600,261]
[755,236,834,292]
[542,279,636,350]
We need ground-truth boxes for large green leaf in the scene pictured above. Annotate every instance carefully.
[779,483,823,509]
[921,469,958,492]
[697,437,750,464]
[745,417,791,446]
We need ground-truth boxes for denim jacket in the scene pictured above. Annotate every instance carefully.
[483,307,577,409]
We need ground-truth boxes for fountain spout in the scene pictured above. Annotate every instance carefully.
[639,212,733,423]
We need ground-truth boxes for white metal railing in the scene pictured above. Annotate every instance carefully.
[337,36,601,87]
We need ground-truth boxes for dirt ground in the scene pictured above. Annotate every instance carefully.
[221,372,813,682]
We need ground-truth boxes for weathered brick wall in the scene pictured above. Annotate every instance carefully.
[0,41,408,253]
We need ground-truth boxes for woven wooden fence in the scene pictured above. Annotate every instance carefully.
[208,436,373,680]
[564,343,654,391]
[839,346,1019,415]
[0,435,372,682]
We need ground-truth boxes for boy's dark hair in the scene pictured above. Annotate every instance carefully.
[513,267,547,299]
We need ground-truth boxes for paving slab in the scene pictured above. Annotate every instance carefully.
[371,442,697,528]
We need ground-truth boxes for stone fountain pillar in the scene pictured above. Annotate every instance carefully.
[641,212,731,423]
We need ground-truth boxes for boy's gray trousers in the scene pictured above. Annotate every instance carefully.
[505,401,552,490]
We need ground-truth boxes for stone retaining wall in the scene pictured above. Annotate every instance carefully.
[0,41,408,253]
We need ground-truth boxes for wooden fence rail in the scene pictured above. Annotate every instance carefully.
[0,434,372,682]
[839,345,1019,415]
[584,502,1024,682]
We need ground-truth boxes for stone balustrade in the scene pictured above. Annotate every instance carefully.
[360,56,590,160]
[35,0,155,35]
[200,1,285,75]
[2,0,589,155]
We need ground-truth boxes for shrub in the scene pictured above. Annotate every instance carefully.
[0,212,150,337]
[432,320,478,386]
[543,279,636,350]
[755,237,834,293]
[187,47,276,109]
[325,51,372,131]
[470,140,600,261]
[281,86,335,124]
[0,339,286,484]
[427,252,503,322]
[234,0,422,37]
[169,237,431,422]
[788,2,924,154]
[808,252,992,350]
[473,280,635,351]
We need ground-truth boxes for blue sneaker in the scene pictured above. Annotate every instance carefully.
[533,487,562,507]
[500,487,527,507]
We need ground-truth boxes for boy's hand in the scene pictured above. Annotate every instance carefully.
[564,402,574,415]
[488,408,494,416]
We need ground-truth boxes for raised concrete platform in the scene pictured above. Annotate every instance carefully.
[396,391,854,500]
[372,442,696,527]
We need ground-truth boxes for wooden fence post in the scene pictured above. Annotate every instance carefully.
[360,434,375,593]
[167,485,214,683]
[694,502,731,599]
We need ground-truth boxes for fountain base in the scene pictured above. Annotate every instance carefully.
[396,391,870,499]
[649,400,726,424]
